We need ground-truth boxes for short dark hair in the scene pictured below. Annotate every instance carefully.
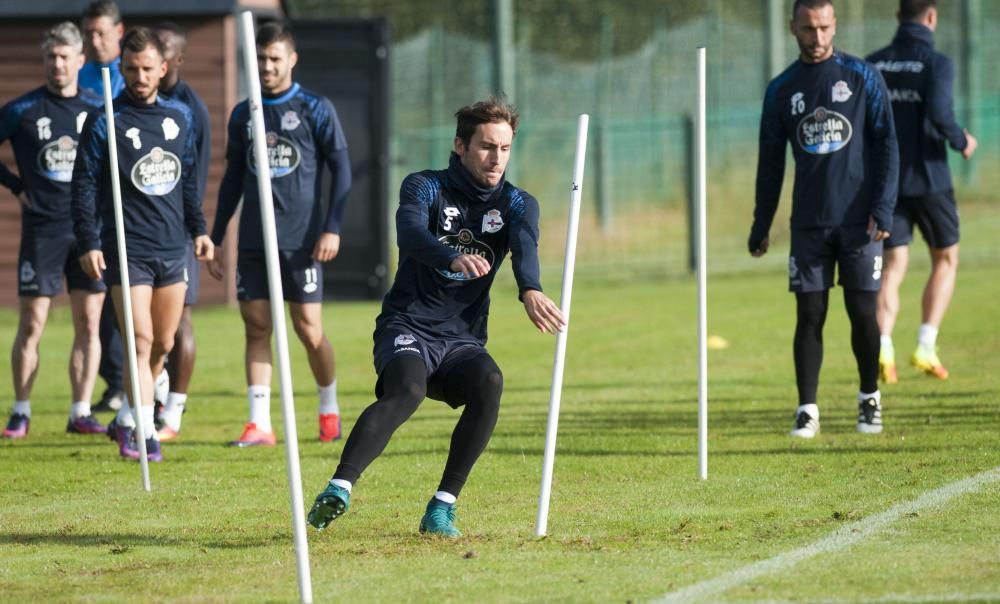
[152,21,187,42]
[792,0,833,19]
[454,98,520,147]
[899,0,936,21]
[256,22,295,51]
[121,26,165,58]
[82,0,121,24]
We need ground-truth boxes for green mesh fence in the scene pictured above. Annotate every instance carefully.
[290,0,1000,277]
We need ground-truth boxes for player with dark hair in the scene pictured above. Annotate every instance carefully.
[208,22,352,446]
[867,0,978,383]
[307,98,565,537]
[149,21,212,440]
[0,23,106,439]
[749,0,899,437]
[72,26,213,461]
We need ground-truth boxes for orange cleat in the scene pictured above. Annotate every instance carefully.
[228,422,276,447]
[319,413,341,442]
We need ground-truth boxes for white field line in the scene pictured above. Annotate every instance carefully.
[653,466,1000,604]
[747,594,1000,604]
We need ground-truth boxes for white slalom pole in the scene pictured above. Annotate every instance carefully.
[102,67,151,492]
[535,114,589,537]
[696,48,709,481]
[239,12,312,604]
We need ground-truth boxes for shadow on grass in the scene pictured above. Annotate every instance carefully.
[0,531,292,549]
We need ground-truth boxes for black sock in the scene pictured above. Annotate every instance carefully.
[844,289,880,394]
[794,291,829,407]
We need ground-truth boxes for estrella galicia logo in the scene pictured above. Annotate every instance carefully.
[130,146,181,195]
[247,131,301,178]
[797,107,852,154]
[436,228,495,281]
[36,135,77,182]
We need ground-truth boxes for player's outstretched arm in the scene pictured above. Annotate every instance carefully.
[522,289,565,334]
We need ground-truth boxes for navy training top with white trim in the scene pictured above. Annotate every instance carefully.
[0,86,103,236]
[161,79,211,202]
[376,152,544,343]
[71,93,206,259]
[867,23,967,197]
[211,82,351,252]
[751,50,899,250]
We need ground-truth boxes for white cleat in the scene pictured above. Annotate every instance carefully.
[790,411,820,438]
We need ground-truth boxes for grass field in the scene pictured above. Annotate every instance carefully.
[1,259,998,602]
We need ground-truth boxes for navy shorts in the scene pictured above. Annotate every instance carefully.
[104,254,188,289]
[184,240,199,306]
[885,190,959,249]
[18,232,105,297]
[372,323,486,408]
[789,225,883,293]
[236,248,322,304]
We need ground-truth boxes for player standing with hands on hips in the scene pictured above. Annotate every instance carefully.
[72,27,213,461]
[748,0,899,438]
[308,98,564,537]
[867,0,978,384]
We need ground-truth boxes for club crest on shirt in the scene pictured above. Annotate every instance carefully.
[796,107,852,155]
[436,228,496,281]
[36,135,77,182]
[482,209,504,234]
[394,334,416,347]
[247,131,301,178]
[131,146,181,195]
[281,111,301,131]
[832,80,852,103]
[162,117,180,141]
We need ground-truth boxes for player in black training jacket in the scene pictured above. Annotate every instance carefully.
[307,98,565,538]
[867,0,978,384]
[150,22,213,441]
[0,23,107,440]
[207,23,352,448]
[72,27,214,462]
[749,0,899,438]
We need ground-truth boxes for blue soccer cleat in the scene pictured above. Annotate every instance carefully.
[308,482,350,530]
[419,498,462,538]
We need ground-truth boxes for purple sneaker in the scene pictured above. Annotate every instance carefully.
[2,413,30,439]
[66,415,108,435]
[120,430,163,462]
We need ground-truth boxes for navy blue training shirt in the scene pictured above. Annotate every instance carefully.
[212,82,351,252]
[376,153,544,342]
[72,93,205,259]
[161,79,211,201]
[867,23,967,197]
[0,86,103,236]
[751,50,900,249]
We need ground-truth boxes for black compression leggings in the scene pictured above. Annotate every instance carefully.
[333,353,503,497]
[794,289,880,406]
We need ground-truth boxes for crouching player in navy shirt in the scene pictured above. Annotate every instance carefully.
[208,23,352,448]
[71,27,213,461]
[0,23,106,439]
[748,0,899,438]
[307,98,565,538]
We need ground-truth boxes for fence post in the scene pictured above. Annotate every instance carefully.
[595,16,614,232]
[961,0,981,186]
[765,0,785,81]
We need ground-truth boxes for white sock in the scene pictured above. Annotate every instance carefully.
[116,397,136,428]
[796,403,819,420]
[70,401,91,419]
[331,478,352,492]
[318,380,339,415]
[141,405,158,441]
[434,491,457,505]
[12,400,30,417]
[248,385,271,432]
[880,335,894,353]
[859,390,881,403]
[918,324,938,350]
[154,368,170,403]
[164,392,187,431]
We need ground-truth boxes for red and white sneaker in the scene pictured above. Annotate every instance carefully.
[2,413,30,439]
[228,422,276,447]
[319,413,341,442]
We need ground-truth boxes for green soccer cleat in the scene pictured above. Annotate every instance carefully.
[307,482,350,530]
[911,346,949,380]
[419,498,462,538]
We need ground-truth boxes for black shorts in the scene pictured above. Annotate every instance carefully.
[183,240,199,306]
[18,232,105,297]
[236,248,322,304]
[372,323,486,408]
[789,225,883,293]
[104,254,188,289]
[886,190,959,249]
